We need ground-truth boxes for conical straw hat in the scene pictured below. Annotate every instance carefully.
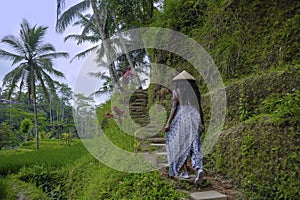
[172,70,196,81]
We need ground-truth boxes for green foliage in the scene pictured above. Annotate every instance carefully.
[18,164,66,199]
[238,91,251,121]
[104,119,135,152]
[152,0,300,79]
[63,154,185,199]
[0,123,18,149]
[214,67,300,129]
[211,118,300,199]
[0,175,49,200]
[214,144,225,171]
[20,118,33,141]
[0,104,34,131]
[60,133,74,146]
[261,90,300,126]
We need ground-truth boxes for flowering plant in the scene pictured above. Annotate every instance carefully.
[113,106,125,124]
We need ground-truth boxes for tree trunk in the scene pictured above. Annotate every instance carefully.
[61,102,65,121]
[111,10,142,88]
[49,94,52,123]
[33,87,39,150]
[91,0,122,90]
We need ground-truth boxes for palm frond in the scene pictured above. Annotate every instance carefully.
[37,59,65,78]
[17,73,26,101]
[36,43,56,54]
[35,70,51,101]
[1,35,26,54]
[3,64,26,98]
[56,0,91,33]
[64,34,99,44]
[73,13,93,26]
[90,89,111,97]
[70,45,98,62]
[2,64,26,87]
[57,0,66,18]
[80,14,96,38]
[30,25,48,51]
[38,52,69,59]
[88,71,110,80]
[39,71,57,95]
[0,49,24,65]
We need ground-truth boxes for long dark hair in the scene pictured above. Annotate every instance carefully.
[175,80,201,112]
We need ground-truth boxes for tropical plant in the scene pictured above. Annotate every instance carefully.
[0,19,69,149]
[56,0,120,88]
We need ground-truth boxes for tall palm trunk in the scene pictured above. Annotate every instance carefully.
[49,94,53,123]
[32,83,39,150]
[111,10,142,88]
[91,0,121,90]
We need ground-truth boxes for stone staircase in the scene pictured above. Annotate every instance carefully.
[129,89,150,126]
[129,89,230,200]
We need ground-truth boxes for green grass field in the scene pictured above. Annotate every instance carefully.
[0,139,88,176]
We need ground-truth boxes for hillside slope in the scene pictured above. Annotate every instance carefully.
[147,0,300,198]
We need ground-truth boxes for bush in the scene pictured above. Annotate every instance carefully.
[261,89,300,126]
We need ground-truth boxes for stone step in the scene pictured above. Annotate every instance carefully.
[146,137,165,143]
[141,154,168,169]
[150,143,166,147]
[135,90,148,95]
[189,191,227,200]
[159,163,169,167]
[140,127,160,132]
[156,152,167,155]
[133,119,151,125]
[131,115,149,119]
[133,99,147,103]
[130,102,146,107]
[134,94,148,99]
[129,105,147,110]
[130,112,147,116]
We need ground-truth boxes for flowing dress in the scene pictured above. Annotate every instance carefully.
[166,104,203,176]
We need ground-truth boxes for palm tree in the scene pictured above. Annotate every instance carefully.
[56,0,121,89]
[0,19,69,149]
[56,0,154,90]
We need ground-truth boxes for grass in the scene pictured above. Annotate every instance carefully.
[0,139,88,176]
[63,154,185,199]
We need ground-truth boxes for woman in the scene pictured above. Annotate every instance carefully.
[165,70,205,184]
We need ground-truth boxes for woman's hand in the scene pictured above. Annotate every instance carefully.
[165,123,170,132]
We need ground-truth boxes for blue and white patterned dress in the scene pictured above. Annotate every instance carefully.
[166,104,203,177]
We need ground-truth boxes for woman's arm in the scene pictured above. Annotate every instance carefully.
[165,91,179,132]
